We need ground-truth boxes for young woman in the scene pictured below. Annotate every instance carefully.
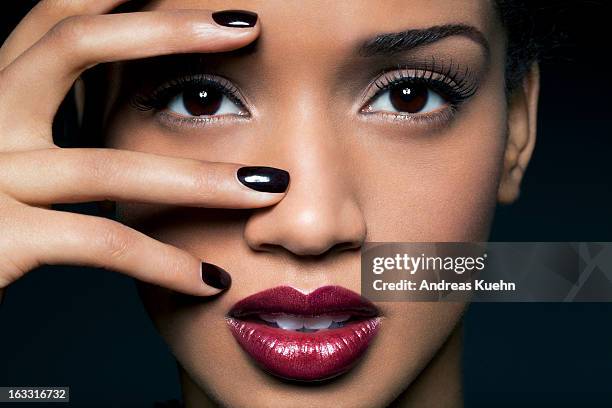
[0,1,539,406]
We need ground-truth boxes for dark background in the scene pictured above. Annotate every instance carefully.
[1,1,611,407]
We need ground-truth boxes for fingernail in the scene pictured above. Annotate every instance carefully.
[237,166,290,193]
[212,10,258,28]
[201,262,232,290]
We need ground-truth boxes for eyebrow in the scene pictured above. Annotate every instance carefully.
[358,24,490,57]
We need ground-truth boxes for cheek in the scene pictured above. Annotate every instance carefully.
[354,99,507,242]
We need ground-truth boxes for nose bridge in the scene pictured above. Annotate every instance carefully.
[244,93,366,257]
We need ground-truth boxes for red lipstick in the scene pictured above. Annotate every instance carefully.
[227,285,381,381]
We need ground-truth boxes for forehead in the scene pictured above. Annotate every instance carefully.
[144,0,500,50]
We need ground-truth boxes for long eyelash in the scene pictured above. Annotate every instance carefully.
[130,74,245,112]
[371,57,478,106]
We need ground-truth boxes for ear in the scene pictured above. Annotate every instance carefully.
[497,63,540,204]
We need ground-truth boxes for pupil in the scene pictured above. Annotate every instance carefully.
[182,86,223,116]
[389,83,429,113]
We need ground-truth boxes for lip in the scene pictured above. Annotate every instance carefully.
[226,285,381,381]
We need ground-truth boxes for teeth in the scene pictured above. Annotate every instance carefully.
[257,314,352,331]
[303,316,333,330]
[259,314,277,323]
[275,316,304,330]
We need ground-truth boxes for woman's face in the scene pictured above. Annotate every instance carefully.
[105,0,509,406]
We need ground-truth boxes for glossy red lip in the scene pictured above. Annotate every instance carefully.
[226,285,381,381]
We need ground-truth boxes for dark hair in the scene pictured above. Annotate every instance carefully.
[494,0,542,92]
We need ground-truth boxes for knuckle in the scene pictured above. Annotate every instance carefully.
[47,15,96,53]
[36,0,78,15]
[38,0,78,13]
[97,221,134,261]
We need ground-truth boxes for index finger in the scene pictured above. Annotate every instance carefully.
[1,9,260,131]
[0,0,132,69]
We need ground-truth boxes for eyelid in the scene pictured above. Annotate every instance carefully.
[131,73,250,115]
[359,59,479,110]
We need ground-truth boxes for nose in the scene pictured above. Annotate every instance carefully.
[244,120,366,257]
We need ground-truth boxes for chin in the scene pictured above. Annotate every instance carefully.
[139,280,466,407]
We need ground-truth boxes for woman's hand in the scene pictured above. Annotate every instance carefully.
[0,0,280,303]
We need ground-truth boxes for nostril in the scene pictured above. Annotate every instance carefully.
[252,243,278,253]
[329,241,362,253]
[253,241,362,258]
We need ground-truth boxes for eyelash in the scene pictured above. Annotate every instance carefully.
[361,59,478,121]
[131,74,248,114]
[130,60,478,126]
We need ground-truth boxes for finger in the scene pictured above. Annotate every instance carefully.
[2,204,231,296]
[0,148,289,207]
[1,10,260,129]
[0,0,131,69]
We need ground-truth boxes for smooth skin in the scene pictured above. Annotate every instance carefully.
[0,1,539,407]
[0,0,285,299]
[108,1,537,407]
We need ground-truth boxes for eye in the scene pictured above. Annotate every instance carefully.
[365,81,447,115]
[166,85,244,117]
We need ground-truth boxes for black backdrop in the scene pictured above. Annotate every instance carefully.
[1,1,611,407]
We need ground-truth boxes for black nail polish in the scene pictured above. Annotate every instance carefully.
[201,262,232,290]
[212,10,258,28]
[237,166,290,193]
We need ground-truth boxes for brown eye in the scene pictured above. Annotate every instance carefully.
[166,84,244,117]
[389,83,429,113]
[182,87,223,116]
[366,80,446,115]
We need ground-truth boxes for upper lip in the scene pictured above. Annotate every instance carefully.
[228,285,380,319]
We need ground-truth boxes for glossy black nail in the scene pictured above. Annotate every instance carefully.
[201,262,232,290]
[237,166,290,193]
[212,10,258,28]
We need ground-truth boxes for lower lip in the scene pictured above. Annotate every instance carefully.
[226,317,381,381]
